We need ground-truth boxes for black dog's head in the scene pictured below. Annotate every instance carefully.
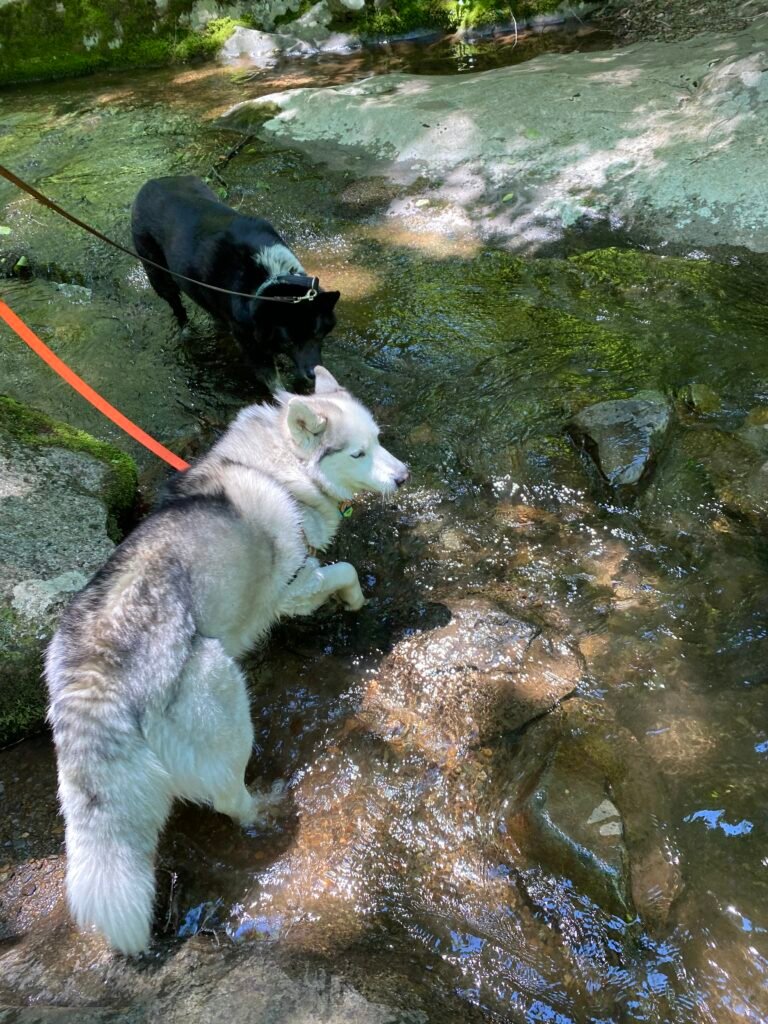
[256,276,340,388]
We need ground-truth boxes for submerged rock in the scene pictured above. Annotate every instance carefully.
[681,382,723,416]
[736,405,768,455]
[525,739,630,916]
[0,398,136,744]
[569,391,671,487]
[359,599,582,760]
[682,424,768,532]
[512,699,683,924]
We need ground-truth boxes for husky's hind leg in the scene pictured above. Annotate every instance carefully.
[148,636,281,826]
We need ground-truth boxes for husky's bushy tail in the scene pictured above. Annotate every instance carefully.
[47,638,173,955]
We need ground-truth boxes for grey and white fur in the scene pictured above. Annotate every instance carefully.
[45,367,408,955]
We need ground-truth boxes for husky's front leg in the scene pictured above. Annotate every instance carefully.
[281,557,365,617]
[319,560,366,611]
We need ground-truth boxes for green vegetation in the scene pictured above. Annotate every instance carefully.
[350,0,456,36]
[0,0,251,86]
[0,396,137,541]
[0,0,581,85]
[349,0,568,36]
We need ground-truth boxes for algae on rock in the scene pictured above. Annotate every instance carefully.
[0,398,137,745]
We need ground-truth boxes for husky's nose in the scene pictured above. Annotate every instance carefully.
[395,466,410,489]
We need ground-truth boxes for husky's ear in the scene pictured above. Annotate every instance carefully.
[318,290,340,311]
[314,366,342,395]
[287,398,327,449]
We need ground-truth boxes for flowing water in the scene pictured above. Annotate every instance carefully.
[1,26,767,1024]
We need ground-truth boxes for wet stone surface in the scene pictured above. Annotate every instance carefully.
[569,390,672,488]
[359,599,582,758]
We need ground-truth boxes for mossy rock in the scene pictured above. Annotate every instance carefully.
[0,397,137,745]
[0,605,50,749]
[0,396,136,541]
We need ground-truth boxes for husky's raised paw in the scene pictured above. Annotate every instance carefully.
[340,586,366,612]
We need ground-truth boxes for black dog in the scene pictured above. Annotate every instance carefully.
[131,175,340,387]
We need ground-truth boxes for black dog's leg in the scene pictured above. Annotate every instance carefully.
[231,324,278,390]
[134,234,188,328]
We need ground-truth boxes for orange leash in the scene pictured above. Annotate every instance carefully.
[0,298,190,472]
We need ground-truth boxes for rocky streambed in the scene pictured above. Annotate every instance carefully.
[1,21,768,1024]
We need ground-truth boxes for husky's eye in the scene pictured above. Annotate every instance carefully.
[350,450,365,459]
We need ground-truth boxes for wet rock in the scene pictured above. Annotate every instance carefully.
[681,382,722,415]
[359,599,582,760]
[720,457,768,531]
[0,936,428,1023]
[686,425,768,532]
[0,398,136,744]
[638,431,720,541]
[736,406,768,455]
[569,391,671,488]
[219,6,360,68]
[219,27,288,68]
[516,699,683,925]
[525,740,630,916]
[224,21,768,252]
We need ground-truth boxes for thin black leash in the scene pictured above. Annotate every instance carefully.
[0,164,318,305]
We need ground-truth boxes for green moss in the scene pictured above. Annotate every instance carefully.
[173,16,247,62]
[0,0,251,86]
[455,0,565,29]
[0,396,137,541]
[0,606,46,747]
[569,247,729,295]
[350,0,457,37]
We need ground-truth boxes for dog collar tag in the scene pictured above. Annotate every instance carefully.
[338,501,354,519]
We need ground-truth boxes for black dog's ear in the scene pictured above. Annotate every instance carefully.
[319,290,340,310]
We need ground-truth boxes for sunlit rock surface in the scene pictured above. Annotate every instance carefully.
[359,599,582,757]
[224,20,768,251]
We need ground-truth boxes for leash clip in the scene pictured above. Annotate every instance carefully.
[292,277,319,304]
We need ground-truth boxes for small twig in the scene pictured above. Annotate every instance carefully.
[209,134,255,191]
[210,164,229,191]
[164,871,178,931]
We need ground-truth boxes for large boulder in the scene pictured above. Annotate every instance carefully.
[510,699,683,924]
[222,20,768,252]
[0,398,136,744]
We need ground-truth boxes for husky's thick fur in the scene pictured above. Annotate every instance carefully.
[131,175,340,387]
[45,368,408,955]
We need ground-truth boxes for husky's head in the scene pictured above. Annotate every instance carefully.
[284,367,409,498]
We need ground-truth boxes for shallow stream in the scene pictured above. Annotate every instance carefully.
[1,26,767,1024]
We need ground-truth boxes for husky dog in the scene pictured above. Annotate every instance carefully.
[131,175,340,387]
[45,368,408,955]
